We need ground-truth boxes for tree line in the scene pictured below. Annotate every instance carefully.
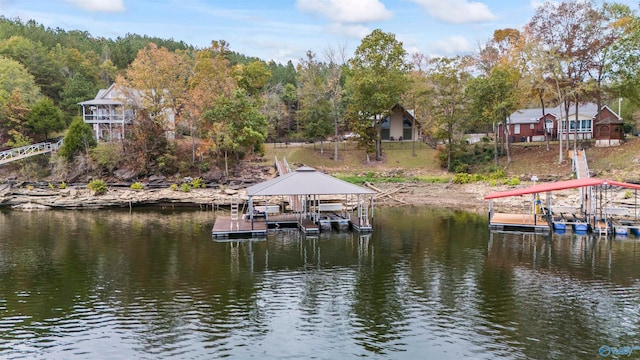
[1,0,639,177]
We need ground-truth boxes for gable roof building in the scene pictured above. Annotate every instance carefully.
[78,83,175,141]
[499,102,622,146]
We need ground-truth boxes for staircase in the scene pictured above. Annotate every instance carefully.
[572,149,590,179]
[0,140,63,165]
[230,196,239,230]
[572,149,595,221]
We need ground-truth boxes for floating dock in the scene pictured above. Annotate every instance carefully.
[212,212,373,239]
[212,217,267,239]
[213,160,376,240]
[488,213,550,233]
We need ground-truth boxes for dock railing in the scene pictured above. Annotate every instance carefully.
[0,139,63,165]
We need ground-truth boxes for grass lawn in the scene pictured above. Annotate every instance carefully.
[261,140,444,174]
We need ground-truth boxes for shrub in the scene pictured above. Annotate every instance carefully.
[60,117,97,161]
[625,190,633,199]
[169,183,178,191]
[90,143,122,172]
[130,182,144,190]
[48,182,55,190]
[453,173,472,184]
[505,177,520,186]
[180,183,191,192]
[58,181,67,189]
[190,177,205,189]
[157,153,178,174]
[88,179,107,195]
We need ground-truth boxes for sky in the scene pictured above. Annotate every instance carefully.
[0,0,637,65]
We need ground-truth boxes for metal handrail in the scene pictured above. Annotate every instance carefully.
[582,150,590,178]
[283,157,291,173]
[0,139,63,165]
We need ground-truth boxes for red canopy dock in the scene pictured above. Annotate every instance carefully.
[484,178,640,233]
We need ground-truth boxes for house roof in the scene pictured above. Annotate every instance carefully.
[78,98,122,106]
[391,103,420,125]
[78,83,142,107]
[507,103,619,124]
[508,108,553,124]
[246,166,375,196]
[595,117,623,125]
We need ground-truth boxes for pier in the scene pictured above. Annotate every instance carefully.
[484,177,640,235]
[212,161,375,239]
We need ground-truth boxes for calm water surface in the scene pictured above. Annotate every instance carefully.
[0,207,639,359]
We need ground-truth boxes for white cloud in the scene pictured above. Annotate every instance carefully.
[530,0,544,8]
[429,35,473,55]
[327,23,371,39]
[295,0,392,23]
[530,0,558,8]
[410,0,496,24]
[65,0,125,13]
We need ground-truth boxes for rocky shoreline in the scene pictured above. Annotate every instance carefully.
[3,179,627,214]
[0,183,244,210]
[0,181,507,213]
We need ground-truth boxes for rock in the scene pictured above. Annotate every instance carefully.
[203,170,224,182]
[12,203,51,211]
[114,169,138,181]
[224,188,238,195]
[149,175,165,183]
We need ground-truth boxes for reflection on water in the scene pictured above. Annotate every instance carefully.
[0,208,639,359]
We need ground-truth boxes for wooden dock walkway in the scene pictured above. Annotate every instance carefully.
[299,218,319,234]
[489,213,550,233]
[348,213,373,233]
[212,216,267,239]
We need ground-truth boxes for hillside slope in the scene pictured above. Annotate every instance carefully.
[263,137,640,182]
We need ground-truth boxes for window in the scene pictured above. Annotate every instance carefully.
[514,124,520,134]
[545,120,554,133]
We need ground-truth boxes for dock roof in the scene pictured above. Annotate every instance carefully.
[246,166,375,196]
[484,178,640,200]
[484,178,604,200]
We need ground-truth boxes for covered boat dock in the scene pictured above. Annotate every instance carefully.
[484,178,616,233]
[212,166,375,239]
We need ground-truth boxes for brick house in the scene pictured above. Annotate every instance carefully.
[498,103,622,146]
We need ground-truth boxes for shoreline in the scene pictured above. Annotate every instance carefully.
[0,181,514,213]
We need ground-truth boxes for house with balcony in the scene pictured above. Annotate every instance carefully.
[498,103,623,146]
[78,83,175,141]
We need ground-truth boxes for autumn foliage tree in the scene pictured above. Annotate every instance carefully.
[203,89,268,175]
[186,41,237,162]
[117,43,191,172]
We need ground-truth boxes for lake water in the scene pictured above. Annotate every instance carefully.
[1,207,639,359]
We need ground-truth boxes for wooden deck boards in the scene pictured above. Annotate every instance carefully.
[299,219,319,234]
[212,216,267,239]
[348,213,373,233]
[490,213,550,233]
